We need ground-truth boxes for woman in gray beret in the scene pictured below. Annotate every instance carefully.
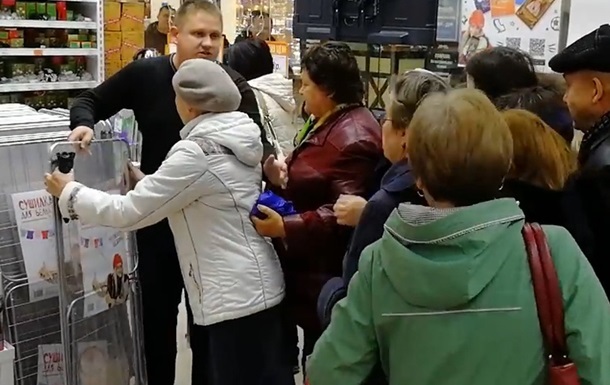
[45,58,292,385]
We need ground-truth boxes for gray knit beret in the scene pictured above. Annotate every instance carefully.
[172,58,242,113]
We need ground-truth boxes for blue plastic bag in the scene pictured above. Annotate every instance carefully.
[251,190,297,219]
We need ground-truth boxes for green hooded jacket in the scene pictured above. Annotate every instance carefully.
[307,199,610,385]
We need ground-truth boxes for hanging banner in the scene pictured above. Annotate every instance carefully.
[458,0,564,71]
[11,190,59,302]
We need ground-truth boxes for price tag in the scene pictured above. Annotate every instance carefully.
[267,41,289,78]
[33,49,43,56]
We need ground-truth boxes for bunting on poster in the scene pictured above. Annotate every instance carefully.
[80,236,104,249]
[20,228,56,240]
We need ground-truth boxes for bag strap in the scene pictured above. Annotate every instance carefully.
[522,223,570,364]
[253,89,271,123]
[253,89,283,157]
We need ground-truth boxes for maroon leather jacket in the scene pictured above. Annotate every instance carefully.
[274,105,383,332]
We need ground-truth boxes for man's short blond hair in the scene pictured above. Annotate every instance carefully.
[175,0,223,28]
[408,88,513,206]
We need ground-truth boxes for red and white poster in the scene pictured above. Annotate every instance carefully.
[11,190,59,301]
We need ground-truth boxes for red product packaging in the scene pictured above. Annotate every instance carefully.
[56,1,67,20]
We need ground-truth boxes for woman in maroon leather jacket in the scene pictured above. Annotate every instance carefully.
[252,42,384,372]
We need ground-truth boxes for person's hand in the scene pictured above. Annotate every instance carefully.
[333,194,367,227]
[44,169,75,198]
[251,205,286,238]
[125,161,145,190]
[68,126,94,153]
[263,155,288,189]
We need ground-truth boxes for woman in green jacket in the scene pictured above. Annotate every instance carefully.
[306,89,610,385]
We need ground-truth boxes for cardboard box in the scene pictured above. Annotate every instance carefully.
[46,3,56,19]
[121,31,144,60]
[105,60,122,79]
[104,31,122,62]
[104,1,121,31]
[15,2,26,18]
[120,2,145,32]
[121,31,144,47]
[25,2,36,18]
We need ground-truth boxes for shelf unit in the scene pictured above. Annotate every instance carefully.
[0,48,99,56]
[0,81,98,93]
[0,0,104,95]
[0,19,97,29]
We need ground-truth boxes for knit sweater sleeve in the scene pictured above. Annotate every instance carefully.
[70,60,144,130]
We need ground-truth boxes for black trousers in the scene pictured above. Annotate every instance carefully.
[138,233,184,385]
[189,305,296,385]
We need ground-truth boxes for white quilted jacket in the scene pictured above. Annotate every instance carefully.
[249,72,298,153]
[58,112,285,326]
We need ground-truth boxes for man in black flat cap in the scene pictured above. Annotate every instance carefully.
[549,24,610,294]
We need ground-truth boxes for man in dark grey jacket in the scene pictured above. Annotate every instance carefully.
[549,23,610,295]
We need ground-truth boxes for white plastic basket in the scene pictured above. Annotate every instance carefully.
[0,342,15,385]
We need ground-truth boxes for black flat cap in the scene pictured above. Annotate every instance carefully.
[549,24,610,74]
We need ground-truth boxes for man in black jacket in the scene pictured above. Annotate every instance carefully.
[68,1,272,384]
[549,24,610,294]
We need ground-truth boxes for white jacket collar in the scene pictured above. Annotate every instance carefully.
[179,112,263,167]
[180,114,208,139]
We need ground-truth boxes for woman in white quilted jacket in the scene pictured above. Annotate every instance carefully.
[225,39,298,155]
[44,58,294,385]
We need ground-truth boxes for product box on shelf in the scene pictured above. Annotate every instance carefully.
[121,31,144,61]
[120,2,145,32]
[104,1,121,32]
[105,60,122,78]
[104,31,122,61]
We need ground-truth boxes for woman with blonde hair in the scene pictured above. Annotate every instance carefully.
[305,88,610,385]
[500,109,576,225]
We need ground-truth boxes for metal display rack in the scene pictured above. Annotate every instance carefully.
[0,104,144,385]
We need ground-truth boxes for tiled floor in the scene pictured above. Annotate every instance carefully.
[173,299,303,384]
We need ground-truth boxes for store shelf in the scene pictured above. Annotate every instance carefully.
[0,81,97,93]
[0,48,99,56]
[0,20,97,29]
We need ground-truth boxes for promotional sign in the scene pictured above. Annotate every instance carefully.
[79,222,130,318]
[425,48,460,72]
[11,190,59,302]
[267,41,290,78]
[458,0,563,71]
[36,344,64,385]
